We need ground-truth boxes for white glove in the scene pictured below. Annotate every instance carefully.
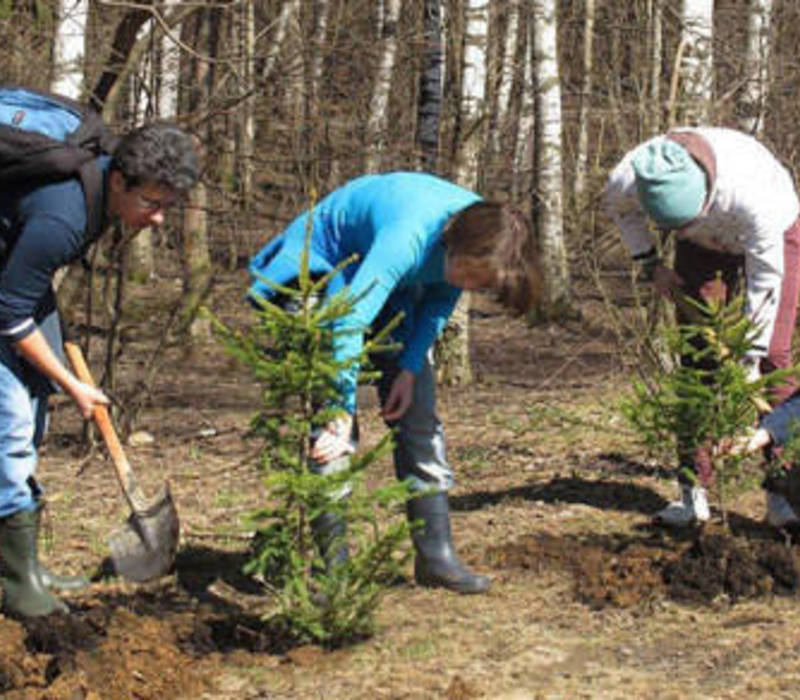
[310,415,356,463]
[742,355,762,383]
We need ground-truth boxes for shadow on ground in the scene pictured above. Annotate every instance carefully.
[451,475,670,515]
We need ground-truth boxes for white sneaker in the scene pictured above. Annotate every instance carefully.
[654,485,710,525]
[766,492,800,528]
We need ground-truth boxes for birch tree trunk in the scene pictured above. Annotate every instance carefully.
[573,0,594,211]
[308,0,330,188]
[126,18,156,282]
[532,0,569,318]
[239,0,256,210]
[128,1,180,281]
[513,6,533,201]
[491,1,520,158]
[51,0,87,296]
[262,0,300,83]
[53,0,88,98]
[364,0,402,172]
[741,0,773,137]
[678,0,713,124]
[290,0,329,193]
[454,0,488,190]
[415,0,443,171]
[647,0,663,136]
[158,0,180,119]
[436,0,489,387]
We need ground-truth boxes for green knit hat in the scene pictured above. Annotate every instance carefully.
[632,140,706,229]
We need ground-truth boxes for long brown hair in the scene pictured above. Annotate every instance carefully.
[442,202,542,314]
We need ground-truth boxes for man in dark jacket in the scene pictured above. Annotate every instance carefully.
[0,122,199,617]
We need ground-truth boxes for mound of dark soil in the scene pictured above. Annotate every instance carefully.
[489,527,800,610]
[488,533,670,608]
[664,533,800,603]
[0,603,212,698]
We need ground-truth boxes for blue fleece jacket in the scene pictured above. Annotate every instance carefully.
[248,172,482,413]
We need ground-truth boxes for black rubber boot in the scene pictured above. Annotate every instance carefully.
[311,512,349,572]
[0,509,68,617]
[33,505,88,592]
[407,492,490,594]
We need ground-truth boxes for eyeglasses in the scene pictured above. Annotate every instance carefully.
[137,193,177,212]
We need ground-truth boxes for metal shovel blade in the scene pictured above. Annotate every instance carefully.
[108,483,180,583]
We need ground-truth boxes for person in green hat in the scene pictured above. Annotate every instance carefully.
[603,128,800,527]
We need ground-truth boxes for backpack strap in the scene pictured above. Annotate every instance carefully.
[0,87,118,242]
[67,107,118,242]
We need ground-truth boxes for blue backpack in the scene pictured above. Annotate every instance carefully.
[0,86,118,241]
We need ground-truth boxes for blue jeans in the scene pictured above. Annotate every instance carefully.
[0,311,60,518]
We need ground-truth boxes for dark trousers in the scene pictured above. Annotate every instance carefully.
[673,217,800,485]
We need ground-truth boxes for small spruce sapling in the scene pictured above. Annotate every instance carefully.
[623,292,796,526]
[211,222,413,646]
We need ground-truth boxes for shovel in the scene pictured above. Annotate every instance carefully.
[64,342,180,583]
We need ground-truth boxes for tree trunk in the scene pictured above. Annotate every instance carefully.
[491,1,520,159]
[647,0,663,136]
[513,6,533,201]
[415,0,443,171]
[573,0,595,211]
[532,0,569,318]
[179,11,212,340]
[454,0,488,191]
[239,0,256,210]
[53,0,88,98]
[263,0,299,83]
[128,226,155,283]
[92,6,152,111]
[678,0,713,124]
[364,0,401,172]
[158,0,180,118]
[125,18,157,283]
[437,0,489,387]
[741,0,773,137]
[182,182,211,339]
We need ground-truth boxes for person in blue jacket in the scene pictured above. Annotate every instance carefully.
[0,123,199,617]
[248,172,539,594]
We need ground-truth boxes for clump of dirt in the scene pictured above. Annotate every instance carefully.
[487,532,574,574]
[445,674,480,699]
[574,542,668,609]
[664,533,800,603]
[0,603,213,699]
[488,533,669,609]
[0,543,328,697]
[490,527,800,610]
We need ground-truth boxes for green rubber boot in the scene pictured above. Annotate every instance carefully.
[407,492,490,595]
[0,509,68,617]
[33,505,88,592]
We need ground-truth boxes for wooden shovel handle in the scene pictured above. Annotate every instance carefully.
[64,342,146,511]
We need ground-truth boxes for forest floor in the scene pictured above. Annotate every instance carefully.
[3,268,800,699]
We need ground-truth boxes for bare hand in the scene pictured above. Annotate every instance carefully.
[652,265,684,299]
[310,414,355,463]
[69,380,110,420]
[382,370,415,421]
[715,427,772,458]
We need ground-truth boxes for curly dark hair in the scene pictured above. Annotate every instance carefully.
[442,201,542,315]
[111,122,199,192]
